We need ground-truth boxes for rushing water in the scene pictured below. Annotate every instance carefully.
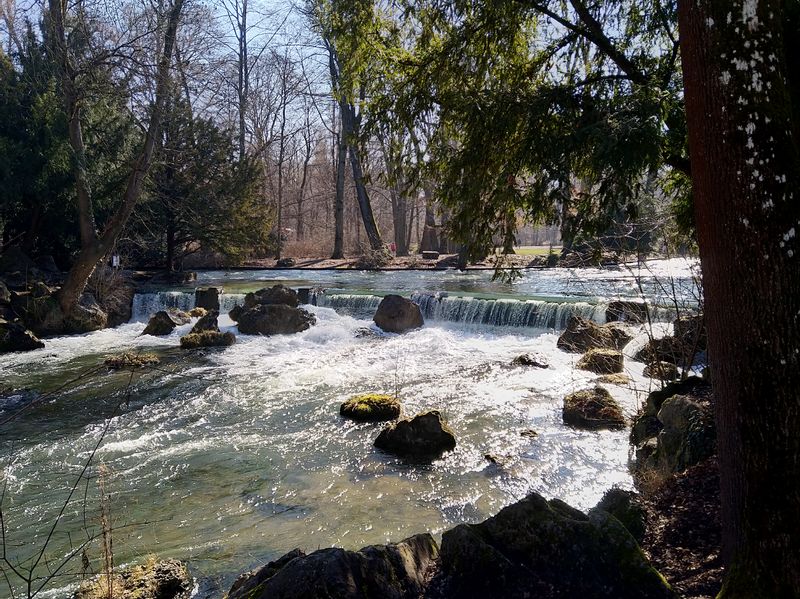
[0,260,697,598]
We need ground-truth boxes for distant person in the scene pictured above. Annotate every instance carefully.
[389,242,396,254]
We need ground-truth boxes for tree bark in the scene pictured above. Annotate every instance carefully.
[51,0,185,314]
[420,185,439,253]
[332,128,346,259]
[678,1,800,596]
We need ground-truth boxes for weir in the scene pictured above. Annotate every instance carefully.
[132,289,675,330]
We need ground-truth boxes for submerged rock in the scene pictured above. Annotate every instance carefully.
[143,311,183,336]
[643,361,680,380]
[373,295,423,333]
[374,410,456,459]
[511,353,549,368]
[340,394,401,422]
[245,284,300,309]
[227,534,438,599]
[237,304,316,335]
[75,557,192,599]
[436,492,675,599]
[563,387,626,430]
[577,348,624,374]
[189,310,219,334]
[195,287,221,311]
[104,352,160,370]
[557,316,632,353]
[0,319,45,352]
[179,330,236,349]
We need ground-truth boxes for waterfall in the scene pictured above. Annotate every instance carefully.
[131,291,245,321]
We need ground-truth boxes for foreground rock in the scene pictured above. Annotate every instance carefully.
[563,387,626,430]
[180,330,236,349]
[436,492,675,599]
[630,377,710,447]
[557,316,632,353]
[0,319,45,352]
[642,395,715,474]
[237,304,316,335]
[75,558,192,599]
[228,534,438,599]
[340,394,401,422]
[374,411,455,459]
[577,348,624,374]
[595,488,647,544]
[373,295,423,333]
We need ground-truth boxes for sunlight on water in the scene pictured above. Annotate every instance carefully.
[0,265,690,597]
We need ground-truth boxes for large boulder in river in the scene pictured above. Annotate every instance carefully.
[557,316,632,353]
[244,284,300,309]
[576,348,624,374]
[75,558,192,599]
[143,310,185,336]
[194,287,221,311]
[189,309,218,334]
[228,534,438,599]
[436,492,675,599]
[0,319,44,352]
[374,410,456,459]
[373,295,423,333]
[237,304,316,335]
[563,387,626,430]
[340,394,401,422]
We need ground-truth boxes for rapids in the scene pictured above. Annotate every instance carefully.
[0,260,698,597]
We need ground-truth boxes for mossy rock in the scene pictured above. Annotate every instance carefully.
[75,557,192,599]
[188,306,207,318]
[340,394,401,422]
[595,487,647,544]
[577,348,624,374]
[643,361,680,381]
[104,352,160,369]
[180,330,236,349]
[563,387,626,430]
[598,373,632,385]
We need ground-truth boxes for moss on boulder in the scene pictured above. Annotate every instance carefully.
[179,330,235,349]
[75,557,191,599]
[577,348,624,374]
[557,316,632,353]
[340,394,401,422]
[563,387,626,430]
[104,352,160,369]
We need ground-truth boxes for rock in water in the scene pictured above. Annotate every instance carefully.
[557,316,632,353]
[237,304,316,335]
[577,348,624,374]
[437,492,675,599]
[180,331,236,349]
[143,311,183,336]
[195,287,221,311]
[189,310,219,334]
[511,353,549,368]
[75,558,192,599]
[244,284,300,309]
[643,361,680,380]
[373,295,423,333]
[605,300,648,324]
[227,534,438,599]
[374,410,456,459]
[228,305,244,322]
[563,387,626,430]
[340,394,401,422]
[0,319,45,352]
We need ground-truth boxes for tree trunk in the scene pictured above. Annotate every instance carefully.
[51,0,184,315]
[678,1,800,596]
[390,186,409,256]
[332,129,346,259]
[420,186,439,253]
